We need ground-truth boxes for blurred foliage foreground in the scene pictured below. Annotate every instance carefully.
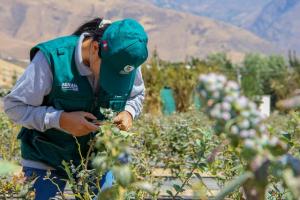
[0,107,299,199]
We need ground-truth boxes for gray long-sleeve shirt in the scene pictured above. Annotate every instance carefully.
[4,33,145,132]
[3,33,145,170]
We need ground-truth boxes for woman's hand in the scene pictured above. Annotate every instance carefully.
[113,111,133,131]
[59,111,99,137]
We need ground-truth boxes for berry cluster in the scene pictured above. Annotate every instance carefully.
[197,73,285,155]
[100,108,115,119]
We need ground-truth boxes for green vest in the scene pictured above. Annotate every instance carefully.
[18,35,127,175]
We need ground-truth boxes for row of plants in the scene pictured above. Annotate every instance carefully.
[142,52,300,114]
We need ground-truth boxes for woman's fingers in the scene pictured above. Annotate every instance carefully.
[114,111,134,131]
[113,115,122,123]
[84,120,99,131]
[60,111,99,137]
[82,112,97,120]
[117,123,127,131]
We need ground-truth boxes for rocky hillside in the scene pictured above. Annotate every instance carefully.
[149,0,272,27]
[0,59,24,88]
[0,0,276,62]
[150,0,300,53]
[250,0,300,51]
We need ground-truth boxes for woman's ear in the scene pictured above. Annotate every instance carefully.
[91,40,100,56]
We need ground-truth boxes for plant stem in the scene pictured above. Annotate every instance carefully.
[44,177,67,200]
[172,164,198,200]
[85,138,96,169]
[74,136,85,168]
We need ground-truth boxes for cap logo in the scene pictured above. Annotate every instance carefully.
[102,41,108,51]
[119,65,135,74]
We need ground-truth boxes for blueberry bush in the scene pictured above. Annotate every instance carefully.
[197,73,300,200]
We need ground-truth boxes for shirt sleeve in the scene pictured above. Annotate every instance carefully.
[124,67,145,119]
[3,51,63,131]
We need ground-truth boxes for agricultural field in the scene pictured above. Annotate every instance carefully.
[0,53,300,199]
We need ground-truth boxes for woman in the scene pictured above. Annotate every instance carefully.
[4,18,148,199]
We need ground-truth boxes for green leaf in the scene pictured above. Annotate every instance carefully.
[120,130,136,138]
[113,165,132,187]
[98,185,120,200]
[92,156,107,171]
[194,172,202,180]
[0,161,20,176]
[100,124,112,133]
[133,181,154,194]
[166,190,174,197]
[214,172,253,200]
[173,184,184,193]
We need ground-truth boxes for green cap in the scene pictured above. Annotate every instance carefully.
[99,18,148,97]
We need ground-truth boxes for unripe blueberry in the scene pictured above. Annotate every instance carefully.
[240,130,250,138]
[230,125,239,135]
[212,91,220,99]
[239,120,250,129]
[226,81,239,91]
[248,129,256,137]
[235,96,248,109]
[244,139,255,149]
[222,112,231,121]
[221,102,232,111]
[200,91,207,98]
[241,111,251,118]
[217,75,227,83]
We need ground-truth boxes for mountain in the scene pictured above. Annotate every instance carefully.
[0,0,275,62]
[149,0,272,27]
[150,0,300,53]
[250,0,300,51]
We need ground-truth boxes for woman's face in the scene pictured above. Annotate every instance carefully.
[88,40,101,78]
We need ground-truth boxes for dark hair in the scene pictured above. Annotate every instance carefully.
[73,18,110,57]
[73,17,110,41]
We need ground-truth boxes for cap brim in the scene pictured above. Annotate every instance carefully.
[99,59,137,96]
